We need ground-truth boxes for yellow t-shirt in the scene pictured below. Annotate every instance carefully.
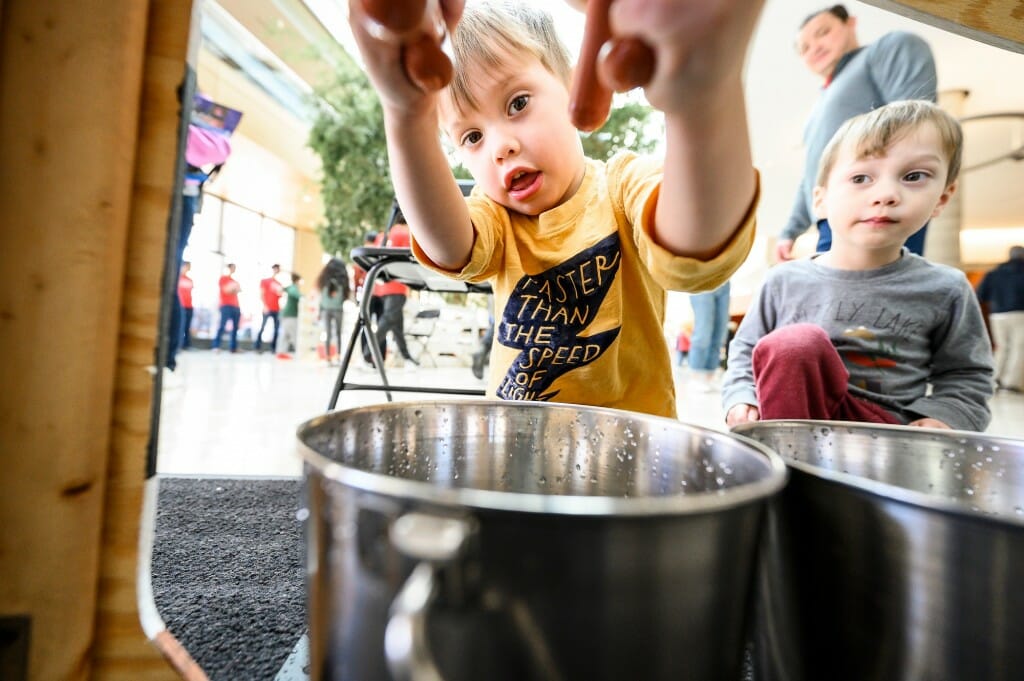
[412,153,758,417]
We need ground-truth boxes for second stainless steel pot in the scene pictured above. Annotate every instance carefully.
[734,420,1024,681]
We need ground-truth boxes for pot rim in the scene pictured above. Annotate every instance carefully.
[733,419,1024,528]
[297,400,788,517]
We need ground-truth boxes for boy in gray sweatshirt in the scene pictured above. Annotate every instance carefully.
[723,100,993,431]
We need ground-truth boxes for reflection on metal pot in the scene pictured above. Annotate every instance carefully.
[735,420,1024,681]
[300,400,787,681]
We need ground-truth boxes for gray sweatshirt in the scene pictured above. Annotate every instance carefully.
[781,32,937,242]
[722,252,994,431]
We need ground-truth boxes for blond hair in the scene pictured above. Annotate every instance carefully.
[447,2,572,115]
[816,100,962,187]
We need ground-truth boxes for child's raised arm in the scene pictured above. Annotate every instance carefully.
[608,0,764,259]
[347,0,474,270]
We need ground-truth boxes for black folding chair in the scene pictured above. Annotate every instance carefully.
[404,307,442,367]
[327,246,491,409]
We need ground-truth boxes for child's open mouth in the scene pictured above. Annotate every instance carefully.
[507,170,542,201]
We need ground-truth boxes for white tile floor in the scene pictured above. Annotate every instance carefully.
[157,348,1024,477]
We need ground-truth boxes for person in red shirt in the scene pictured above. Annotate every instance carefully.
[254,264,284,353]
[177,261,194,350]
[675,323,692,368]
[212,263,241,353]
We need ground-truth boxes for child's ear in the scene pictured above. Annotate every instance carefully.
[931,181,958,218]
[812,185,828,220]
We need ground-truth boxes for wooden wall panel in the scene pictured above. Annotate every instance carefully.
[0,0,189,679]
[92,3,197,679]
[0,1,151,679]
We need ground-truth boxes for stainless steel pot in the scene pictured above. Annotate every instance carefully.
[733,420,1024,681]
[299,400,787,681]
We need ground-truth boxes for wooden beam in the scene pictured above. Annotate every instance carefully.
[92,1,199,678]
[859,0,1024,54]
[0,0,189,678]
[0,1,148,678]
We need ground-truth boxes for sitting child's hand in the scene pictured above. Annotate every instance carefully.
[907,417,952,429]
[726,403,760,427]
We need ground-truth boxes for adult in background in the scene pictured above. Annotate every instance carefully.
[688,281,732,392]
[775,4,937,261]
[177,261,194,350]
[977,246,1024,392]
[211,263,241,353]
[675,322,692,369]
[166,121,231,373]
[276,273,303,359]
[254,264,284,353]
[375,211,418,367]
[317,258,350,365]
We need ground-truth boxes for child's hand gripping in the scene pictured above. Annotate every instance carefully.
[569,0,656,132]
[571,0,765,120]
[351,0,657,129]
[726,403,760,428]
[348,0,464,111]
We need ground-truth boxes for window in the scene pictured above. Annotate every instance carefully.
[183,196,297,341]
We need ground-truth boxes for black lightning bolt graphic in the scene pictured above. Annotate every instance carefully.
[496,232,621,402]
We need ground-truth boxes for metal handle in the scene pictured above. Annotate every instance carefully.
[384,513,472,681]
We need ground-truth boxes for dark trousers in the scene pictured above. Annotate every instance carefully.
[376,294,414,360]
[254,310,280,351]
[181,306,194,349]
[166,193,198,370]
[752,323,902,424]
[816,218,927,255]
[212,305,241,352]
[322,309,344,356]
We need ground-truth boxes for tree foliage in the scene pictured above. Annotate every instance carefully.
[581,99,660,162]
[308,69,659,256]
[307,62,392,258]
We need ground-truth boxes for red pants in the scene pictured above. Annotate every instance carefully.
[752,323,902,424]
